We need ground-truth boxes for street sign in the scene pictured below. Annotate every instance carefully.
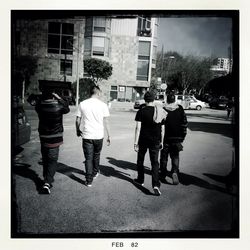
[161,83,167,90]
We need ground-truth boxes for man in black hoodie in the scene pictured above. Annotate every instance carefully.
[35,90,70,194]
[160,92,188,185]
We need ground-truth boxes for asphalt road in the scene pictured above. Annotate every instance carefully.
[12,106,238,237]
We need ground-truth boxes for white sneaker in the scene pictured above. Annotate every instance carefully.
[153,186,161,196]
[93,172,99,179]
[42,183,51,194]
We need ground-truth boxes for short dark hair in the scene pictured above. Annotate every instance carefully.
[167,93,176,104]
[144,91,155,103]
[90,85,101,96]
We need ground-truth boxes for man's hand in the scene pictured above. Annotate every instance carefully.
[76,129,83,137]
[107,136,111,146]
[134,144,139,152]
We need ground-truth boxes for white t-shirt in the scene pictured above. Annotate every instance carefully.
[77,97,110,139]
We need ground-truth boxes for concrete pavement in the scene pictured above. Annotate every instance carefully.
[12,105,238,236]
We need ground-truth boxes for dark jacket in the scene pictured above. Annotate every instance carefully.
[35,98,70,144]
[163,103,188,143]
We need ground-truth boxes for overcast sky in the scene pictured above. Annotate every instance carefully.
[158,17,232,58]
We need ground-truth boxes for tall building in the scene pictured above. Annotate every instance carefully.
[83,15,158,102]
[210,57,233,78]
[12,14,159,103]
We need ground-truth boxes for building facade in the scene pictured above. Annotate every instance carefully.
[12,15,159,103]
[13,18,85,95]
[84,16,158,102]
[210,57,233,78]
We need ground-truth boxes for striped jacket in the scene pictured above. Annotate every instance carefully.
[35,98,70,145]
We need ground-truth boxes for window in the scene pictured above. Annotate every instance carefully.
[84,37,92,51]
[60,59,72,76]
[48,22,74,55]
[137,41,151,81]
[110,85,118,101]
[137,16,151,37]
[92,36,105,56]
[93,17,106,32]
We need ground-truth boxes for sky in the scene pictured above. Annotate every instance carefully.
[158,17,232,58]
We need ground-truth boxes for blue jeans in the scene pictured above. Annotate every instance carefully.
[41,145,59,185]
[136,142,161,188]
[82,139,103,183]
[160,142,183,177]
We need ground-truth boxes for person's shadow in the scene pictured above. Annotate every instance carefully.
[56,162,86,186]
[104,157,154,195]
[164,171,235,195]
[12,162,44,193]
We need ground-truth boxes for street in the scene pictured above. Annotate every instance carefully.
[12,105,238,237]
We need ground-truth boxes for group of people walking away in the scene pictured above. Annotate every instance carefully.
[134,91,187,195]
[35,86,187,196]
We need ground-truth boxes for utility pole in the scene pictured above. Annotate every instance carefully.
[76,32,80,106]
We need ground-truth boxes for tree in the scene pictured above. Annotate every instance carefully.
[13,55,38,101]
[84,58,113,85]
[155,51,213,95]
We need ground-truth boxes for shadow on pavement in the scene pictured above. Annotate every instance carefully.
[106,157,151,175]
[100,162,154,196]
[188,122,233,138]
[13,162,44,192]
[57,163,86,186]
[171,171,236,196]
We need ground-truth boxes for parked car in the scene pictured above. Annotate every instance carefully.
[188,96,207,110]
[209,96,229,109]
[176,95,206,110]
[12,97,31,148]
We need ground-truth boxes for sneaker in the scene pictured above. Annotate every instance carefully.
[172,172,179,185]
[86,181,92,187]
[41,183,51,194]
[133,178,144,186]
[153,186,161,196]
[93,172,99,179]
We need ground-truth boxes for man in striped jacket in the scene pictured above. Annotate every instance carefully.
[160,92,188,185]
[35,90,70,194]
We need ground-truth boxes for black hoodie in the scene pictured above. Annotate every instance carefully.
[163,103,188,143]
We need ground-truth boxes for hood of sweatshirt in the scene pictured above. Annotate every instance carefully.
[164,103,179,111]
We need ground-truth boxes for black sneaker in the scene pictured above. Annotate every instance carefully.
[172,172,179,185]
[41,183,51,194]
[133,178,144,186]
[153,186,161,196]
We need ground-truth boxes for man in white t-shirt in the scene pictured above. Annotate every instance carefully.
[76,85,110,187]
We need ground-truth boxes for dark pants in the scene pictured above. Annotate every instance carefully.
[82,139,103,183]
[41,145,59,185]
[160,142,183,177]
[136,142,160,188]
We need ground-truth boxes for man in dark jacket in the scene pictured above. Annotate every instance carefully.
[160,92,188,185]
[35,90,70,194]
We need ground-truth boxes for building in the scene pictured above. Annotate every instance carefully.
[12,14,159,103]
[13,17,85,96]
[83,15,158,102]
[210,57,233,78]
